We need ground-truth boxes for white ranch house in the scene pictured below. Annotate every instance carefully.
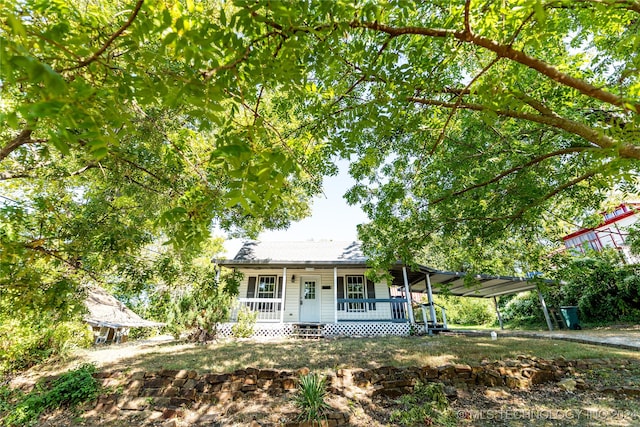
[215,241,553,337]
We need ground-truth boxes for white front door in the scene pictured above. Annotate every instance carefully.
[299,277,321,322]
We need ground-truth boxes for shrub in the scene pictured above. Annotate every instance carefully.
[159,268,241,341]
[500,292,545,326]
[549,254,640,324]
[434,296,494,325]
[0,319,92,375]
[294,373,330,422]
[390,381,456,426]
[2,364,100,426]
[231,306,257,338]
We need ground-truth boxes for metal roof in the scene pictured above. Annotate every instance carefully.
[84,286,165,328]
[216,240,367,266]
[389,266,547,299]
[217,241,552,298]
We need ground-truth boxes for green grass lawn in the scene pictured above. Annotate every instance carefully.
[79,335,640,375]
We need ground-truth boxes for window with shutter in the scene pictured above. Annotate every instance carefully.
[337,277,345,311]
[366,279,376,310]
[346,275,365,312]
[246,276,257,298]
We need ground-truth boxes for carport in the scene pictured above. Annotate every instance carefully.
[389,264,556,332]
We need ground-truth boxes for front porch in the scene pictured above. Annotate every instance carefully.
[215,241,552,338]
[229,297,412,324]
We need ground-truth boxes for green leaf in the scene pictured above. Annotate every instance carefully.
[533,0,546,24]
[6,14,27,38]
[163,32,178,46]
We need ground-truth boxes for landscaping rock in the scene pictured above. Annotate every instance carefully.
[558,379,577,391]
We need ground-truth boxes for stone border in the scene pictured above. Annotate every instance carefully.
[91,357,635,426]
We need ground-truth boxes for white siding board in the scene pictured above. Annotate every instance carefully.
[233,267,395,323]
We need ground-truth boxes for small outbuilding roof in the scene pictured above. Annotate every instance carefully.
[84,286,164,329]
[217,240,552,298]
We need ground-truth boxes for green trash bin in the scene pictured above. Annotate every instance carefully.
[560,306,581,330]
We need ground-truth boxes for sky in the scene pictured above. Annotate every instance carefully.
[221,160,369,257]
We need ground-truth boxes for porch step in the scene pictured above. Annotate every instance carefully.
[292,323,325,339]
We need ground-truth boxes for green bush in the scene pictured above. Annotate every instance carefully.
[294,373,330,422]
[231,306,258,338]
[434,296,494,325]
[549,254,640,324]
[390,381,456,426]
[157,268,241,340]
[500,292,545,326]
[2,364,100,426]
[0,319,92,375]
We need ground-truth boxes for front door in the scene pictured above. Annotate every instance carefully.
[299,277,321,322]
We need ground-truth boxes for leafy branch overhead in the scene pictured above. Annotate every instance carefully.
[1,0,640,302]
[239,0,639,270]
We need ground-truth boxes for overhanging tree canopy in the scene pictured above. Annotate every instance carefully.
[2,0,639,305]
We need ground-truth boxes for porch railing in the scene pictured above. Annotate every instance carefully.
[230,298,283,323]
[336,298,409,322]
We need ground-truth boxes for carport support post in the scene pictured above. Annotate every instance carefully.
[425,274,438,328]
[536,285,554,332]
[402,267,415,324]
[493,296,504,330]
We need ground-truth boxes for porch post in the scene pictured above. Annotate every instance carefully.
[425,274,437,327]
[333,267,338,323]
[280,267,287,323]
[402,266,415,323]
[493,296,504,330]
[536,285,553,332]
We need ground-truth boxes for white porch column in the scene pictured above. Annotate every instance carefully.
[280,267,287,323]
[333,267,338,323]
[402,266,415,323]
[425,274,437,326]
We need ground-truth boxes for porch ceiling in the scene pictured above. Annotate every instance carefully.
[389,265,550,298]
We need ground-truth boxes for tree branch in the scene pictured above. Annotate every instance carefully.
[508,168,602,223]
[202,45,252,80]
[443,167,600,226]
[25,243,102,282]
[407,96,640,159]
[1,129,37,162]
[61,0,145,72]
[427,55,500,156]
[430,147,593,206]
[0,172,33,181]
[353,20,640,113]
[116,156,166,184]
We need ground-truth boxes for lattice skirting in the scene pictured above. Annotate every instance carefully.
[325,322,411,336]
[216,323,293,338]
[216,322,410,338]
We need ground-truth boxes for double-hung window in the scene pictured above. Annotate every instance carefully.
[257,275,276,298]
[257,275,277,312]
[346,275,365,312]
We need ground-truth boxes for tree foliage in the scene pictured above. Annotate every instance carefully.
[549,251,640,322]
[2,0,640,318]
[503,251,640,326]
[1,0,328,320]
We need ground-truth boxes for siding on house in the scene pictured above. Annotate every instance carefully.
[236,267,391,323]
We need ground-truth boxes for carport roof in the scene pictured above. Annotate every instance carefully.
[388,265,550,298]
